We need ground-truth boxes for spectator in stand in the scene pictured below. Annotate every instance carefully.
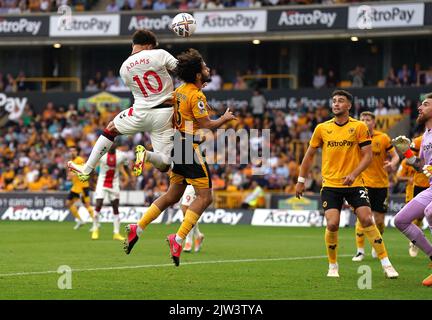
[106,0,119,11]
[8,0,21,13]
[85,79,99,92]
[327,69,337,88]
[39,0,50,11]
[141,0,153,9]
[425,66,432,86]
[103,70,117,88]
[28,0,41,11]
[16,71,28,91]
[122,0,137,10]
[349,65,365,88]
[152,0,166,9]
[248,0,262,7]
[385,67,400,87]
[387,104,401,115]
[188,0,201,8]
[94,71,103,88]
[5,73,15,92]
[397,64,412,84]
[42,102,56,122]
[412,63,423,86]
[177,0,188,9]
[199,0,224,8]
[400,73,411,87]
[202,69,223,91]
[234,72,248,90]
[374,100,388,116]
[250,89,266,115]
[312,67,326,89]
[107,79,129,92]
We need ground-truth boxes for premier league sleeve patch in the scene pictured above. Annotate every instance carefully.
[197,100,206,114]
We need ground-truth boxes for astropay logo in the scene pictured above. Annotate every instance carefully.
[127,15,172,31]
[0,93,27,122]
[278,10,337,27]
[50,15,120,36]
[1,207,69,221]
[194,10,266,34]
[0,18,42,35]
[349,3,424,29]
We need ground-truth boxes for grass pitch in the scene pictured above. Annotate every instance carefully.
[0,221,431,300]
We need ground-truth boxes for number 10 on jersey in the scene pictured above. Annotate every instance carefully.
[132,71,163,97]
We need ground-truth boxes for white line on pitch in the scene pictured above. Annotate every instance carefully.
[0,254,352,278]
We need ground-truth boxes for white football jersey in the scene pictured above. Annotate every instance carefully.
[96,150,129,192]
[119,49,178,111]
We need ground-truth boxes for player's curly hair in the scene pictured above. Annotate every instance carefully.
[132,29,158,47]
[175,48,204,84]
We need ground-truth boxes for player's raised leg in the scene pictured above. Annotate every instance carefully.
[123,183,186,254]
[68,125,118,181]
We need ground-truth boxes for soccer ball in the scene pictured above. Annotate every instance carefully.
[171,13,197,38]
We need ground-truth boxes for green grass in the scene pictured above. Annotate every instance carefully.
[0,221,431,300]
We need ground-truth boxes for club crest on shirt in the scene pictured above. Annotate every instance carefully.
[349,128,355,134]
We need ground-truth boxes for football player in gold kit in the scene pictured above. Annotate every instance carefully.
[67,146,96,231]
[295,90,398,278]
[352,111,399,261]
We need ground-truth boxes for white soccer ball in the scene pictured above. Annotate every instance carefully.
[171,13,197,38]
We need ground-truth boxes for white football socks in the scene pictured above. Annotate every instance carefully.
[113,214,120,234]
[83,135,114,174]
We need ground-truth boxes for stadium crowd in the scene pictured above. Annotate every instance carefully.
[0,93,420,199]
[0,0,97,13]
[2,62,432,94]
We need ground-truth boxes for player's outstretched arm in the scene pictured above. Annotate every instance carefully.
[196,108,237,130]
[296,146,317,199]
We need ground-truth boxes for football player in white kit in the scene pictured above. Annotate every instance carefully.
[67,29,177,181]
[91,144,130,241]
[181,185,205,253]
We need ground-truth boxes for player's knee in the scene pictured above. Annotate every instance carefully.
[394,213,407,231]
[358,216,373,228]
[326,223,338,232]
[103,124,119,140]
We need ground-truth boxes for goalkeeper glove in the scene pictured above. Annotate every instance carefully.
[392,135,411,153]
[392,136,415,163]
[423,165,432,178]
